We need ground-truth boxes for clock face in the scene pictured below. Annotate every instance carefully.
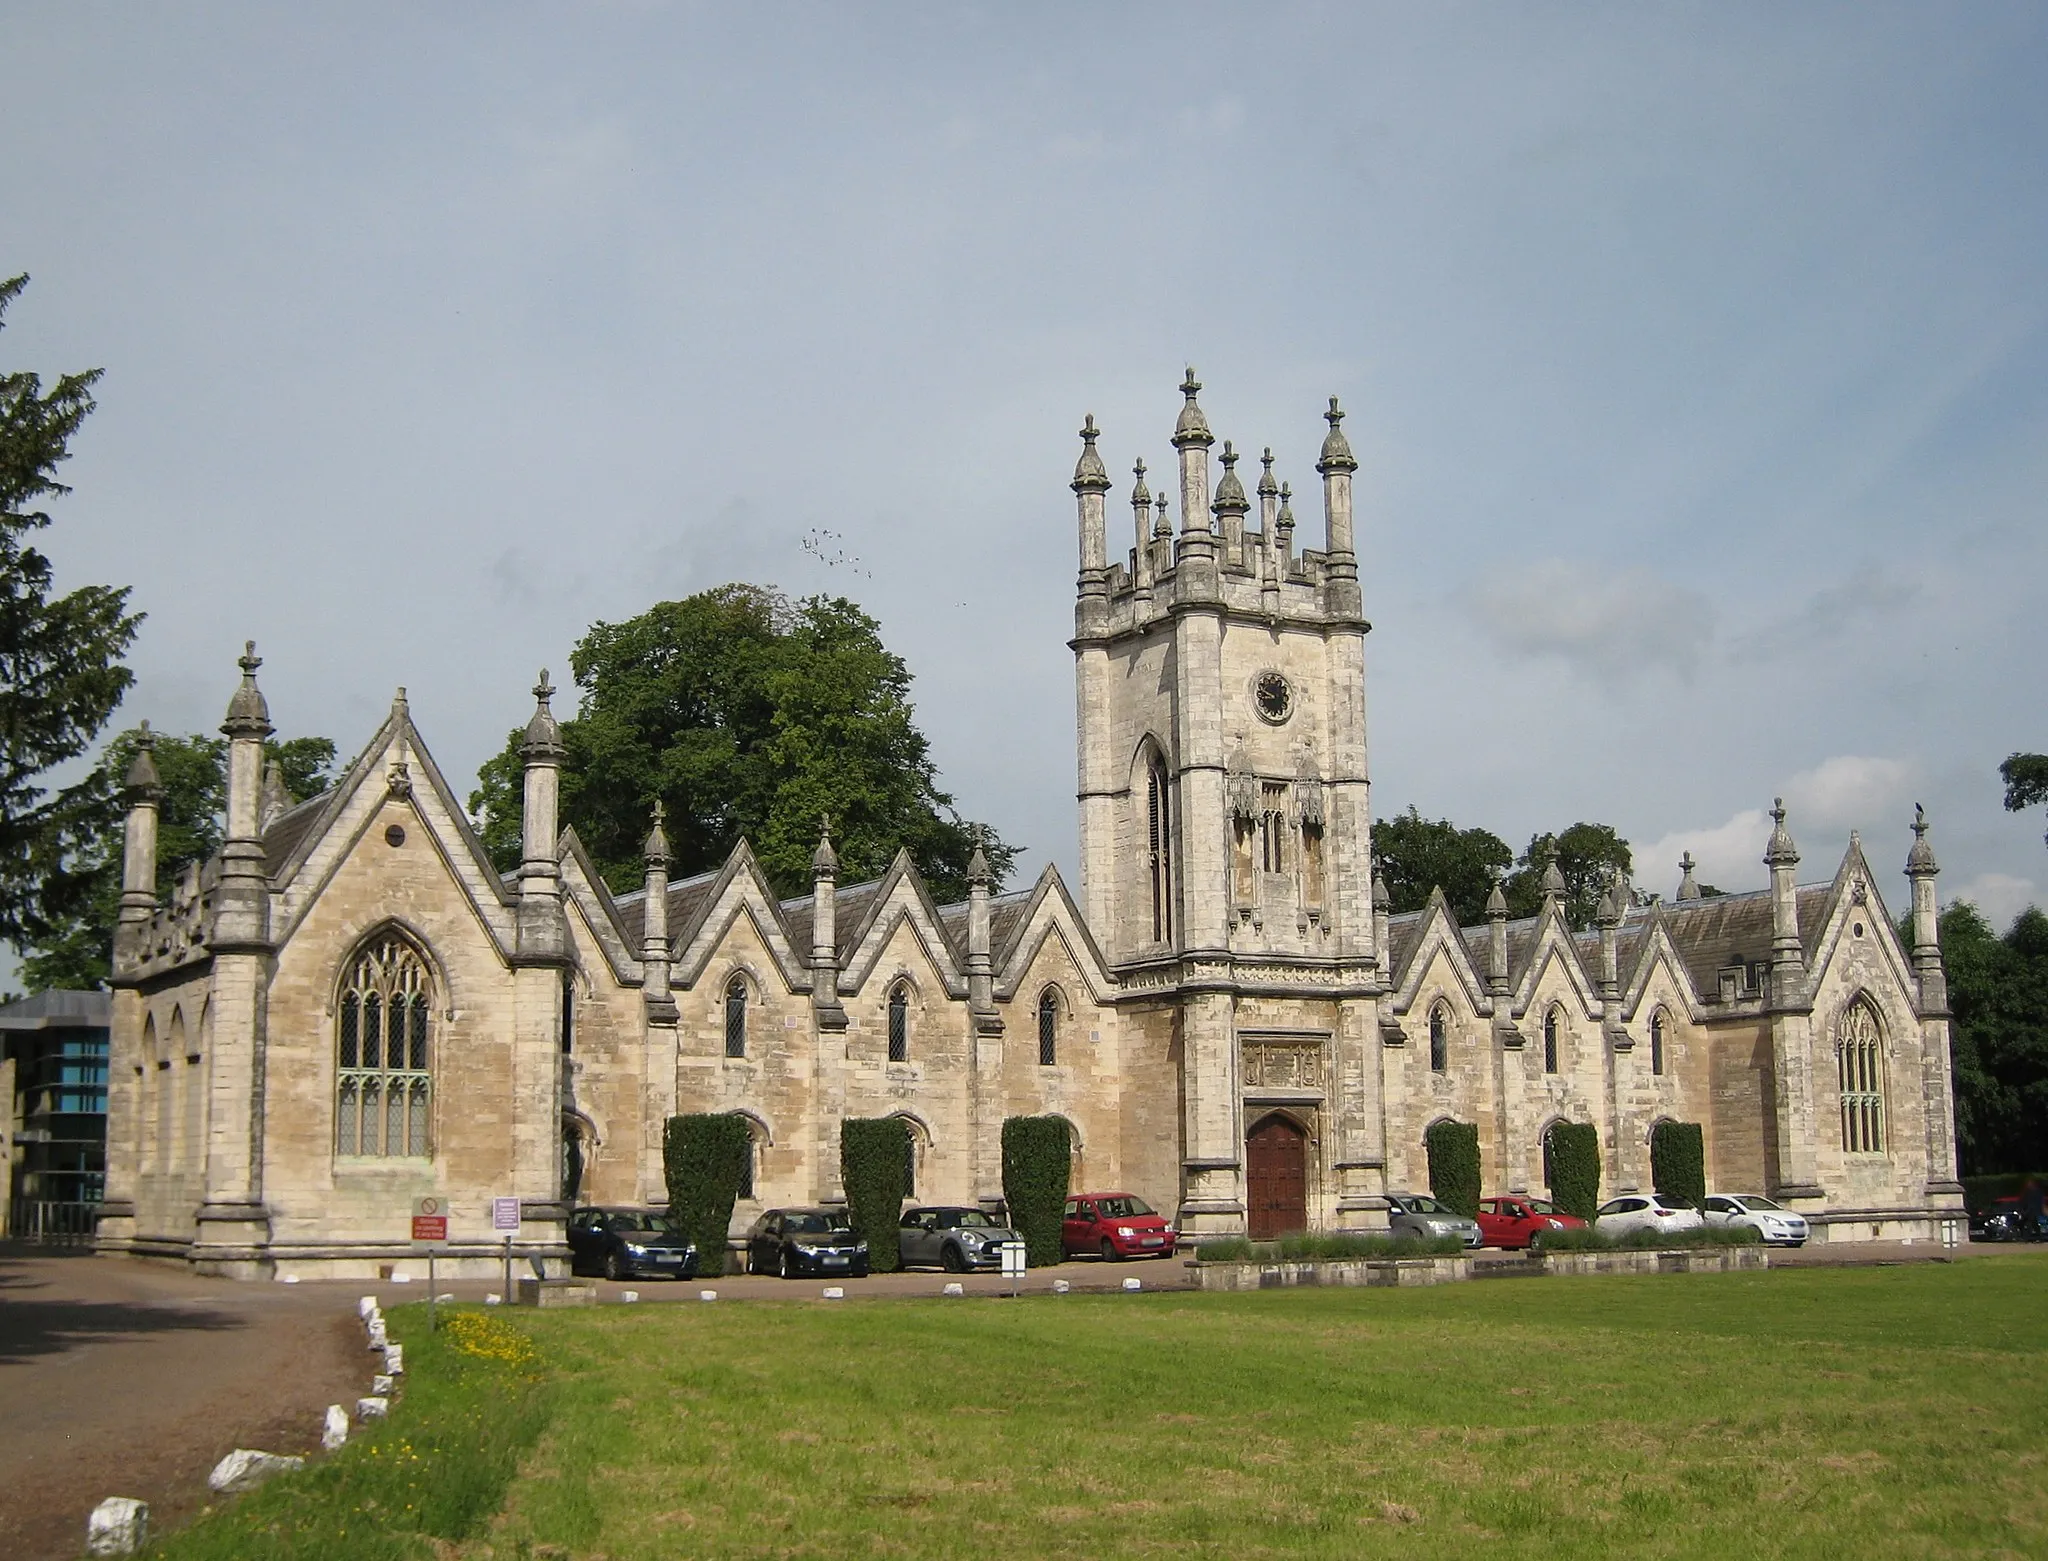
[1255,671,1292,725]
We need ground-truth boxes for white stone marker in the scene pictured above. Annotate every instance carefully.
[209,1449,306,1495]
[699,1290,717,1302]
[1052,1280,1071,1294]
[356,1396,390,1420]
[389,1272,410,1283]
[366,1319,388,1349]
[372,1374,394,1395]
[322,1404,350,1450]
[821,1286,845,1300]
[1122,1277,1142,1292]
[620,1290,640,1303]
[358,1295,379,1318]
[942,1282,965,1297]
[85,1497,148,1556]
[484,1293,503,1305]
[383,1344,404,1375]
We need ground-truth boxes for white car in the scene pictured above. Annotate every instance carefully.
[1702,1193,1808,1247]
[1593,1193,1705,1240]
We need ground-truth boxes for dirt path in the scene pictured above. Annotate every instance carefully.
[0,1248,367,1561]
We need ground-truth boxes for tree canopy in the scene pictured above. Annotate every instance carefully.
[2002,752,2048,848]
[470,585,1015,903]
[1502,822,1635,928]
[18,728,336,990]
[0,275,143,954]
[1371,807,1513,925]
[1940,900,2048,1176]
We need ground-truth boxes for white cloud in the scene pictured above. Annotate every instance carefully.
[1782,755,1914,833]
[1471,560,1713,681]
[1635,807,1772,898]
[1949,873,2039,930]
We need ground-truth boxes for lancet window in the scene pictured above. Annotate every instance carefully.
[1039,988,1060,1067]
[1429,1005,1448,1074]
[1260,783,1289,874]
[1650,1011,1666,1077]
[888,984,911,1063]
[337,935,432,1157]
[1543,1009,1561,1075]
[725,976,749,1059]
[1837,1000,1886,1154]
[1147,757,1173,943]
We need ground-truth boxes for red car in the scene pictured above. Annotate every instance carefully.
[1475,1195,1587,1250]
[1063,1193,1177,1259]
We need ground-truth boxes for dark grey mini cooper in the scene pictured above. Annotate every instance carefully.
[898,1205,1021,1271]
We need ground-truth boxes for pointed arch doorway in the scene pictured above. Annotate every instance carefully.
[1245,1113,1308,1239]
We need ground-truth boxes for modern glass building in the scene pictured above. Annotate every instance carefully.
[1,990,111,1240]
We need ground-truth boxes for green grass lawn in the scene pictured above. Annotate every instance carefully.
[150,1257,2048,1559]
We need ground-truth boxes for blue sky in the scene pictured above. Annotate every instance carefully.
[4,2,2045,954]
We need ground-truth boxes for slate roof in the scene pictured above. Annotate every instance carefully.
[261,795,329,878]
[615,869,725,949]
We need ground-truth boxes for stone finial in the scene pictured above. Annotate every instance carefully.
[1211,441,1250,517]
[1129,457,1150,508]
[258,759,289,831]
[1071,413,1111,493]
[1316,396,1358,475]
[811,813,839,879]
[1486,877,1508,918]
[521,670,565,759]
[1906,802,1939,876]
[1596,871,1626,928]
[1171,366,1213,448]
[643,799,670,865]
[1257,447,1278,498]
[967,836,992,887]
[1371,866,1391,911]
[1276,481,1295,531]
[221,640,273,738]
[123,720,162,798]
[1153,492,1171,539]
[1764,797,1799,867]
[1676,850,1701,901]
[1539,844,1566,902]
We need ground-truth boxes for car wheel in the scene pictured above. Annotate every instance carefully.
[1100,1238,1117,1262]
[942,1243,966,1273]
[780,1248,794,1280]
[604,1250,624,1282]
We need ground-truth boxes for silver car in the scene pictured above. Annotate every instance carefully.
[898,1205,1021,1271]
[1385,1192,1483,1247]
[1703,1193,1809,1246]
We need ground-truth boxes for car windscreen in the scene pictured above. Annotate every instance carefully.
[1526,1199,1559,1215]
[786,1212,852,1234]
[1094,1196,1153,1219]
[1734,1196,1783,1212]
[608,1213,679,1234]
[951,1210,995,1227]
[1403,1195,1452,1215]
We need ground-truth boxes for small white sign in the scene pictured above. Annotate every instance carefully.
[999,1241,1027,1280]
[492,1197,521,1233]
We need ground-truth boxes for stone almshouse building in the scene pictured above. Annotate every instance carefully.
[99,375,1965,1278]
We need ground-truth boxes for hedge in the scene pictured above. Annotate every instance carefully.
[841,1117,912,1272]
[663,1113,752,1276]
[1424,1120,1481,1218]
[1650,1121,1706,1206]
[1001,1116,1072,1266]
[1538,1223,1762,1252]
[1545,1122,1602,1221]
[1963,1172,2048,1216]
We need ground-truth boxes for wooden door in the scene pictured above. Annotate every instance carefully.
[1246,1115,1308,1239]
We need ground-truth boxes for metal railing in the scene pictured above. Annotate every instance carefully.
[6,1199,103,1243]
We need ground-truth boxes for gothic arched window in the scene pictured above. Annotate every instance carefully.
[1543,1009,1561,1075]
[888,983,911,1063]
[1429,1005,1448,1074]
[725,976,749,1059]
[1039,988,1060,1067]
[337,935,432,1157]
[1650,1010,1667,1077]
[1147,756,1173,943]
[1837,999,1886,1154]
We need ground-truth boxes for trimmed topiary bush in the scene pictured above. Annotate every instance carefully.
[1650,1121,1706,1207]
[1424,1120,1482,1218]
[663,1113,753,1276]
[1001,1116,1072,1267]
[1545,1122,1602,1221]
[840,1116,912,1273]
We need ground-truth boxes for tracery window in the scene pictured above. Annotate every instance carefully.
[1260,783,1289,874]
[1543,1009,1561,1075]
[1039,988,1060,1067]
[1429,1005,1448,1074]
[337,936,432,1157]
[1147,757,1173,942]
[1650,1010,1666,1077]
[888,984,910,1063]
[725,976,748,1059]
[1837,999,1886,1154]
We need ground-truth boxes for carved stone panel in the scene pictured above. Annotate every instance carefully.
[1241,1038,1326,1092]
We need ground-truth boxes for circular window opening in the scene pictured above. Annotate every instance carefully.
[385,825,406,847]
[1852,921,1864,937]
[1254,671,1292,725]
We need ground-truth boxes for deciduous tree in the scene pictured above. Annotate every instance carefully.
[1371,807,1513,924]
[2001,752,2048,847]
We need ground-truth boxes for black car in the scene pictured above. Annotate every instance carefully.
[745,1206,870,1278]
[566,1207,700,1280]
